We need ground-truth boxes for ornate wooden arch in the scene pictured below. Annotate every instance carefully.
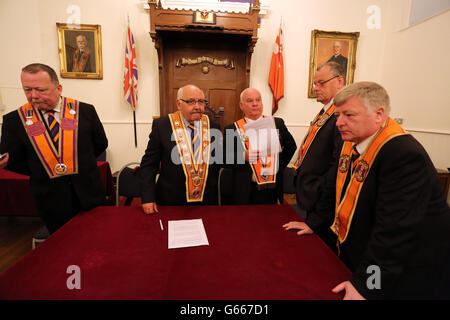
[148,0,261,129]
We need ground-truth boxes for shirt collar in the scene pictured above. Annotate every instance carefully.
[324,98,334,110]
[182,116,199,129]
[354,130,379,155]
[48,97,62,113]
[244,115,263,123]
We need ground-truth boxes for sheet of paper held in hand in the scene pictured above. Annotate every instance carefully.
[243,117,281,156]
[168,219,209,249]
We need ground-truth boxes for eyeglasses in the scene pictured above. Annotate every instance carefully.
[179,98,207,106]
[313,75,339,88]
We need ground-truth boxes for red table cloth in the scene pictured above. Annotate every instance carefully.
[0,161,114,216]
[0,205,351,300]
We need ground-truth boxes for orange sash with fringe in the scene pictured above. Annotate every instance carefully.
[18,97,79,178]
[169,111,211,202]
[331,118,408,244]
[234,117,278,185]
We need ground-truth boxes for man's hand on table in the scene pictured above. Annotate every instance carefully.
[142,202,159,214]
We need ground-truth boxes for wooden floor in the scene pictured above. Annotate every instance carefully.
[0,217,44,276]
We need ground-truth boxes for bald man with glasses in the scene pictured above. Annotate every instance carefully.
[284,62,344,249]
[138,84,221,214]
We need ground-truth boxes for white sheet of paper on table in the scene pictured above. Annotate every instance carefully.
[168,219,209,249]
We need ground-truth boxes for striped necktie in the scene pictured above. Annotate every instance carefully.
[350,145,360,174]
[340,145,360,201]
[188,123,200,163]
[47,110,60,149]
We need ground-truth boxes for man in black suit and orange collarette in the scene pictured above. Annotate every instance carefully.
[284,62,344,250]
[286,81,450,299]
[223,88,297,205]
[138,84,221,214]
[0,63,108,233]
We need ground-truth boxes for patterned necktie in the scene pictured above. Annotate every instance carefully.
[341,145,360,201]
[188,123,200,163]
[47,110,60,149]
[350,145,360,174]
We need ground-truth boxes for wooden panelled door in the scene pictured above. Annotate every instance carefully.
[160,32,250,130]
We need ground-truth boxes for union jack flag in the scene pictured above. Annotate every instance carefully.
[124,21,138,110]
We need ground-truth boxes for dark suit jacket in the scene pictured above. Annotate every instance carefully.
[138,115,220,206]
[309,134,450,299]
[295,114,342,216]
[223,117,297,204]
[327,54,348,74]
[0,102,108,232]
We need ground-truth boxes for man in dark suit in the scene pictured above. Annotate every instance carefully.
[287,81,450,299]
[0,63,108,233]
[327,41,348,77]
[223,88,296,205]
[138,84,221,214]
[284,62,344,247]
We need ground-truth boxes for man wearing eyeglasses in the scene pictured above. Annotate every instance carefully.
[285,81,450,299]
[283,62,344,249]
[138,84,221,214]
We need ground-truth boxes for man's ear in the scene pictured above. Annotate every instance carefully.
[375,106,386,124]
[337,75,345,89]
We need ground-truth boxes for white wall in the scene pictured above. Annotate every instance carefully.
[380,1,450,169]
[0,0,449,173]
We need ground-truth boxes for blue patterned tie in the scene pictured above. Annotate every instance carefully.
[188,123,200,163]
[47,110,60,149]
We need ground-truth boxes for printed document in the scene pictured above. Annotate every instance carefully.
[243,117,281,156]
[168,219,209,249]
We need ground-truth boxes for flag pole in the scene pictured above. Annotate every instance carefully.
[128,12,137,148]
[133,109,137,147]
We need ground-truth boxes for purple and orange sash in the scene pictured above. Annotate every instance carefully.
[331,118,408,244]
[18,97,79,178]
[234,117,278,186]
[169,111,211,202]
[293,104,336,170]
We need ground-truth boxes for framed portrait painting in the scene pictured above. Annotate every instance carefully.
[56,23,103,79]
[307,30,359,98]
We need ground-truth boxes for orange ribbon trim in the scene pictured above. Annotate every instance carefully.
[169,111,210,202]
[234,117,278,185]
[331,118,408,244]
[18,97,79,179]
[293,104,336,170]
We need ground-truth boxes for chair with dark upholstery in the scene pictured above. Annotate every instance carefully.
[32,225,50,249]
[218,167,233,205]
[115,162,142,206]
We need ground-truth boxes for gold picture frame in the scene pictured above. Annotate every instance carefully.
[308,30,359,98]
[56,23,103,79]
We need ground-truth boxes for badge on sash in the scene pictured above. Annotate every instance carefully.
[68,102,76,115]
[54,163,68,175]
[26,109,34,126]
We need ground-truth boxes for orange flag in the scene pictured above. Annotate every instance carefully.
[269,26,284,115]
